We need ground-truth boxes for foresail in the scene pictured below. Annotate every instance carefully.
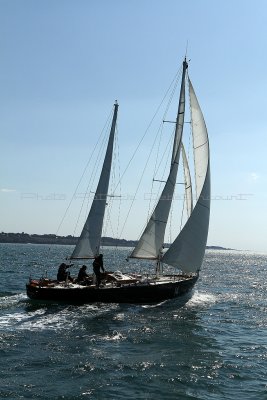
[130,61,188,260]
[70,102,119,259]
[162,79,210,273]
[129,159,179,259]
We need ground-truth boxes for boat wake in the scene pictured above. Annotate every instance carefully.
[186,290,217,307]
[141,300,169,309]
[0,293,27,310]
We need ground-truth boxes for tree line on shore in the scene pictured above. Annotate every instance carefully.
[0,232,229,250]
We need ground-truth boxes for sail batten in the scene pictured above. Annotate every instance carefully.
[70,102,119,259]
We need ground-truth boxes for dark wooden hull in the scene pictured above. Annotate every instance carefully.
[26,275,198,304]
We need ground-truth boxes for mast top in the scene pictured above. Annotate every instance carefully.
[183,57,188,70]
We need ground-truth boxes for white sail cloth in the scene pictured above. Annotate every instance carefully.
[162,79,210,273]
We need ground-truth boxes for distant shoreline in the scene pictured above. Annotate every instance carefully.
[0,232,232,250]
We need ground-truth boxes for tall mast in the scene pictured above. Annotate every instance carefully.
[171,58,188,164]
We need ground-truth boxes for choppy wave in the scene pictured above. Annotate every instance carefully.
[1,244,267,399]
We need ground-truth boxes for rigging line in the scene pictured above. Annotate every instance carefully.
[147,121,171,219]
[185,40,189,59]
[146,133,173,228]
[179,176,186,232]
[155,133,173,184]
[113,65,183,197]
[153,72,182,179]
[54,107,114,238]
[188,75,198,202]
[149,128,177,228]
[121,69,185,242]
[147,70,183,221]
[73,113,113,237]
[84,112,115,219]
[168,198,174,245]
[179,75,192,229]
[149,120,164,217]
[102,125,121,252]
[104,124,123,263]
[103,206,114,239]
[113,125,122,247]
[120,123,172,243]
[118,65,184,241]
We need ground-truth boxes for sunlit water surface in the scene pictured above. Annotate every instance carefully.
[0,243,266,399]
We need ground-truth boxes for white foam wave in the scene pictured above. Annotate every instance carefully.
[0,308,46,330]
[0,306,80,332]
[0,293,27,309]
[186,290,217,307]
[0,301,120,332]
[142,300,168,309]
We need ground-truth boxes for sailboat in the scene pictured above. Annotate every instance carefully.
[26,58,210,304]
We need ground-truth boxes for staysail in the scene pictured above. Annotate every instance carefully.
[130,60,188,260]
[161,79,210,273]
[70,102,119,259]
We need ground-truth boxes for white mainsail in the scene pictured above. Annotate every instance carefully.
[70,102,119,259]
[162,79,210,273]
[130,60,188,259]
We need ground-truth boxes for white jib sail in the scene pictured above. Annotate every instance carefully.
[129,157,180,259]
[162,79,210,273]
[130,61,188,260]
[70,102,119,259]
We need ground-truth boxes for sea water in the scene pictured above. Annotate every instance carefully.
[0,243,266,399]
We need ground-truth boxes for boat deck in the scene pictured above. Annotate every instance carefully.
[29,272,196,290]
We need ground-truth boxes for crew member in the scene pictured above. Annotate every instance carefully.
[77,265,89,283]
[93,254,105,287]
[57,263,73,282]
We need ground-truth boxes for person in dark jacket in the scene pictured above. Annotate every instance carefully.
[77,265,89,283]
[57,263,73,282]
[93,254,105,287]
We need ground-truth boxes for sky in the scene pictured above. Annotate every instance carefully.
[1,0,267,253]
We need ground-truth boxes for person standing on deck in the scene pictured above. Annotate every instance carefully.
[93,254,105,287]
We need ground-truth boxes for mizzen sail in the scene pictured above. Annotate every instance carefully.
[70,102,119,259]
